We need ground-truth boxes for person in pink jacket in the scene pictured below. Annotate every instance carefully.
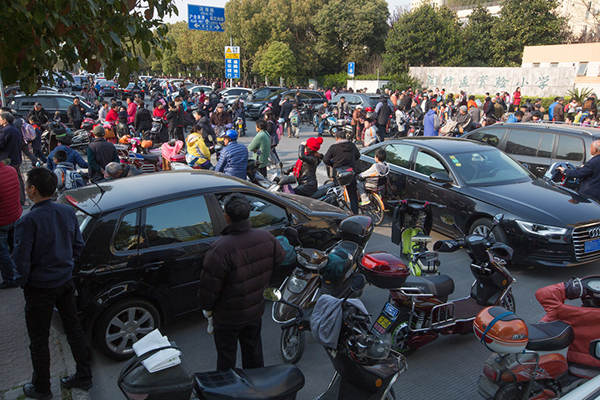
[126,97,137,125]
[536,277,600,368]
[0,159,22,288]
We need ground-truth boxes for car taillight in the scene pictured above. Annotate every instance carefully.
[483,364,499,382]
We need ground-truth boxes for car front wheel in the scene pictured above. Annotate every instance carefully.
[94,298,160,360]
[469,217,508,244]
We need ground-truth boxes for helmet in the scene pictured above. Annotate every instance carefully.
[219,129,238,141]
[582,276,600,308]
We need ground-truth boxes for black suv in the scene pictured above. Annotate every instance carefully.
[245,86,286,119]
[9,93,95,125]
[464,122,600,177]
[246,89,326,119]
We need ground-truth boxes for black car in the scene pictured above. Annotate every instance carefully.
[59,170,348,360]
[117,82,145,100]
[463,122,600,178]
[246,89,326,119]
[98,80,118,97]
[356,137,600,268]
[9,93,95,125]
[330,93,379,110]
[245,86,286,119]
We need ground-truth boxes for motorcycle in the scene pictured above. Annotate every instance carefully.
[235,116,245,137]
[267,274,407,400]
[326,111,352,137]
[474,276,600,400]
[406,117,422,137]
[390,199,444,276]
[381,213,516,355]
[116,144,161,173]
[272,215,374,364]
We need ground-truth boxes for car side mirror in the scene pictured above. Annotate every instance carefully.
[521,162,531,172]
[290,213,299,226]
[430,172,453,184]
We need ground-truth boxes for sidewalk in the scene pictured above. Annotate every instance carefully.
[0,287,91,400]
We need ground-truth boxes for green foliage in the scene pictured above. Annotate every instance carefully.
[258,41,297,82]
[463,5,495,66]
[491,0,569,66]
[567,87,594,104]
[319,73,348,89]
[383,73,422,92]
[0,0,178,93]
[384,4,464,75]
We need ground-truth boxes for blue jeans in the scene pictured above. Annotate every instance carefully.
[0,224,16,284]
[318,119,326,135]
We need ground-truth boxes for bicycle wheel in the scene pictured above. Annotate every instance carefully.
[360,193,385,226]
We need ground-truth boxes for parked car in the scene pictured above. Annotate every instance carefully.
[98,80,118,97]
[59,170,349,360]
[356,137,600,268]
[116,82,144,100]
[245,86,286,119]
[9,93,95,125]
[69,75,89,92]
[463,122,600,178]
[330,93,379,110]
[246,89,326,120]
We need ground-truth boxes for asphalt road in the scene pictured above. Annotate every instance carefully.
[86,123,600,400]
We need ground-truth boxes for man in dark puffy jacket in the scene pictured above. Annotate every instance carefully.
[67,98,85,129]
[87,126,119,182]
[323,130,361,214]
[198,193,285,370]
[134,101,153,135]
[213,129,248,180]
[375,96,392,143]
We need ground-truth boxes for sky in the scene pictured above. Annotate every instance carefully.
[163,0,412,24]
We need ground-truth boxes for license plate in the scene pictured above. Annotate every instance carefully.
[372,303,399,335]
[585,238,600,253]
[478,375,498,397]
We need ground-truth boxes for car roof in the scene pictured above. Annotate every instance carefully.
[13,93,82,99]
[373,137,495,153]
[65,170,264,215]
[473,122,600,138]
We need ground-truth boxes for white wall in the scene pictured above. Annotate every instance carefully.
[347,80,389,93]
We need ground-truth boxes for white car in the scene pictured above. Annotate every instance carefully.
[560,339,600,399]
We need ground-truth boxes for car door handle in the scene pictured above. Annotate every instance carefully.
[144,261,164,270]
[408,178,418,185]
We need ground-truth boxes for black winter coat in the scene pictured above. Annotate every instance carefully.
[198,219,286,326]
[285,144,321,196]
[134,107,153,133]
[323,140,361,170]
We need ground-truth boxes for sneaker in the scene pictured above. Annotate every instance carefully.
[23,383,52,400]
[0,281,19,289]
[60,374,93,391]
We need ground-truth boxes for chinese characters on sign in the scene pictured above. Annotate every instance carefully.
[188,5,225,32]
[225,46,240,79]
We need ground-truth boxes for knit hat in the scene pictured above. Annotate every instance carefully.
[460,105,468,112]
[93,125,105,136]
[306,137,323,152]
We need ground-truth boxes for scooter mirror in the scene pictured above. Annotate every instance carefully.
[493,214,504,226]
[263,288,281,302]
[590,339,600,361]
[351,274,367,292]
[283,227,301,246]
[440,215,455,226]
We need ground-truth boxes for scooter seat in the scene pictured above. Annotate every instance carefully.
[194,364,305,399]
[526,321,574,352]
[403,274,455,298]
[311,181,336,199]
[140,154,160,164]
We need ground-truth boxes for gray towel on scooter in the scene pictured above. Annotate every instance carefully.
[310,295,369,349]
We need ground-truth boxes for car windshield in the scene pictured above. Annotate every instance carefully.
[447,149,531,186]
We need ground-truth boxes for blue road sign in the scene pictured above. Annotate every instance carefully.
[225,59,240,79]
[188,5,225,32]
[348,62,355,77]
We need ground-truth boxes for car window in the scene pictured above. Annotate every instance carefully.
[55,97,74,109]
[415,151,449,176]
[384,143,413,169]
[537,132,555,158]
[369,97,380,107]
[449,149,531,186]
[35,97,56,110]
[556,135,584,161]
[466,129,503,148]
[505,130,542,157]
[217,193,288,229]
[142,196,214,248]
[114,211,140,252]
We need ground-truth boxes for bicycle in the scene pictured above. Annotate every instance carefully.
[299,104,313,126]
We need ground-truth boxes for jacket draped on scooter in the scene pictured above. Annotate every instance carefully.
[197,219,286,327]
[537,282,600,368]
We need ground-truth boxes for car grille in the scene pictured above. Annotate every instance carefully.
[573,223,600,262]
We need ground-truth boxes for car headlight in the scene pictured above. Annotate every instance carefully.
[515,220,568,237]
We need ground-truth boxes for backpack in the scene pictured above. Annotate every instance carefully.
[57,167,85,190]
[290,111,299,127]
[276,122,283,140]
[20,120,36,142]
[292,159,303,179]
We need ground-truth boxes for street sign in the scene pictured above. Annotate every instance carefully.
[225,46,240,79]
[188,5,225,32]
[348,62,355,78]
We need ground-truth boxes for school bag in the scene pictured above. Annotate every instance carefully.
[290,111,299,127]
[57,167,86,190]
[20,120,37,142]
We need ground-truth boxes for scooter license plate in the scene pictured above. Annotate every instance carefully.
[477,375,498,397]
[372,303,399,335]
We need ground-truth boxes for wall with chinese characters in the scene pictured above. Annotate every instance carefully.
[409,67,577,97]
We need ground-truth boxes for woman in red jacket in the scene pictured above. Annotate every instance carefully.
[0,159,22,288]
[513,87,522,112]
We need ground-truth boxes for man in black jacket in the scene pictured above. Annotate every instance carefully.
[67,97,85,129]
[134,101,153,135]
[198,194,285,370]
[27,103,49,126]
[559,140,600,202]
[323,131,361,214]
[87,126,119,182]
[279,97,293,138]
[375,96,392,143]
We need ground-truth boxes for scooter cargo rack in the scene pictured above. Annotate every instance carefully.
[429,302,456,329]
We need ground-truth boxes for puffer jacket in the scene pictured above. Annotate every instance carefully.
[198,219,286,326]
[285,144,321,196]
[0,162,22,226]
[214,140,248,180]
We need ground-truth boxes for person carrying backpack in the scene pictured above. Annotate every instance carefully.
[289,104,300,139]
[52,150,85,192]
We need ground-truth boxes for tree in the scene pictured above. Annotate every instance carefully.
[491,0,569,66]
[0,0,178,93]
[383,4,464,74]
[312,0,389,74]
[463,5,495,66]
[258,41,296,83]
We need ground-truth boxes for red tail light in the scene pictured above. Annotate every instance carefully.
[483,364,499,382]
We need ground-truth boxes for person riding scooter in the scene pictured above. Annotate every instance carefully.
[282,137,323,197]
[537,276,600,368]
